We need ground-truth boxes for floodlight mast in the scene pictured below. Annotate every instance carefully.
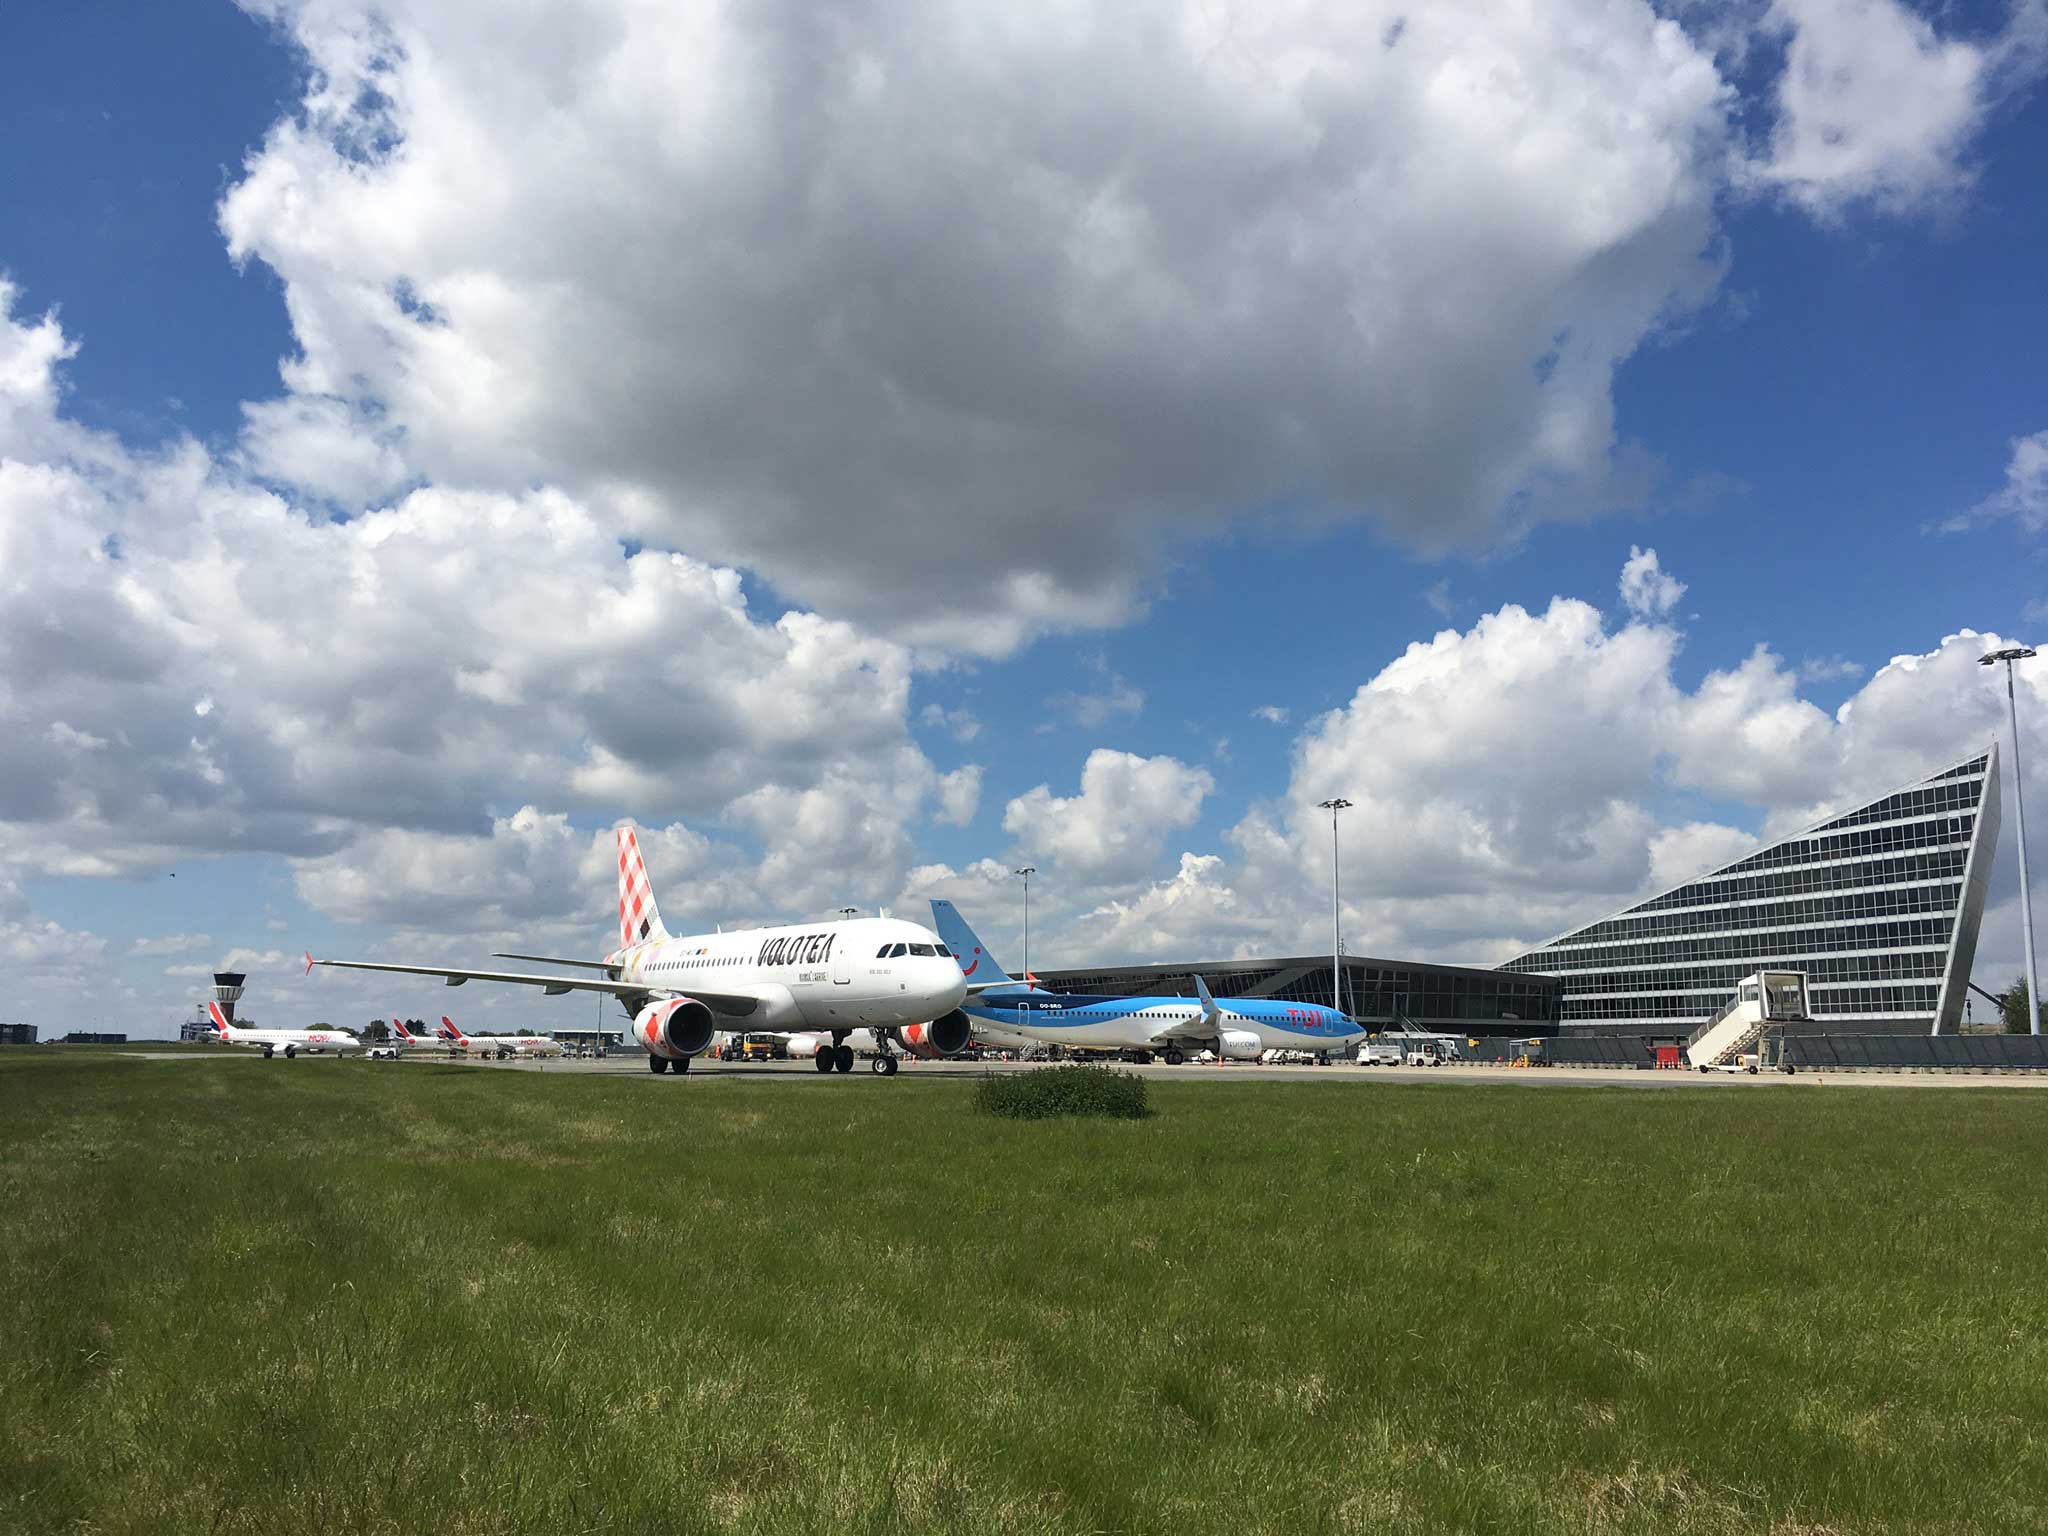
[1982,646,2041,1035]
[1317,799,1353,1020]
[1014,866,1037,980]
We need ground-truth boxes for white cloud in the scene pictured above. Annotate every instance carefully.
[918,703,982,744]
[1797,654,1865,683]
[1423,579,1457,620]
[238,393,411,506]
[218,0,1735,650]
[130,933,213,957]
[935,765,983,828]
[1618,544,1686,619]
[1939,428,2048,534]
[1251,705,1290,726]
[1045,663,1144,731]
[1003,749,1213,884]
[1013,556,2045,978]
[1746,0,2048,218]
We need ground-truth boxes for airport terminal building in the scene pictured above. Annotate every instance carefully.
[1497,747,2001,1037]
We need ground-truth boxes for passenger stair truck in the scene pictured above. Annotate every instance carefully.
[1684,971,1810,1072]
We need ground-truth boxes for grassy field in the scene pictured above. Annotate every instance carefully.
[3,1054,2044,1534]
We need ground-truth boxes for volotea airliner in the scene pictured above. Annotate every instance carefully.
[312,827,978,1075]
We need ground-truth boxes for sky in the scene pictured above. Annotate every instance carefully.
[2,0,2046,1037]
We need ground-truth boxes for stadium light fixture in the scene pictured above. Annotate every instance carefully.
[1316,799,1353,1020]
[1982,647,2040,1035]
[1014,866,1037,979]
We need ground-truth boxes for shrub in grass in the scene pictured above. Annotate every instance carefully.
[973,1064,1150,1120]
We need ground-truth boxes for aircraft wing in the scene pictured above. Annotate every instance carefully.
[310,958,764,1017]
[1147,975,1226,1042]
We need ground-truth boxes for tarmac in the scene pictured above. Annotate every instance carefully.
[119,1049,2048,1088]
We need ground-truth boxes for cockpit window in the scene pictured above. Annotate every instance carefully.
[932,945,952,958]
[909,943,937,956]
[876,946,893,958]
[887,943,907,958]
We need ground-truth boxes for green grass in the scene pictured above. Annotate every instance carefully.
[3,1057,2044,1534]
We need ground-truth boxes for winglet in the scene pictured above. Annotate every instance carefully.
[1194,975,1221,1025]
[303,951,315,976]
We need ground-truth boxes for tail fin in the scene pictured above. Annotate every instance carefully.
[440,1016,466,1043]
[616,825,671,950]
[390,1016,415,1042]
[929,900,1019,987]
[1194,975,1221,1026]
[206,1000,232,1039]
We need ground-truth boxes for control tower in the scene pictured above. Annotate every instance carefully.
[212,973,247,1026]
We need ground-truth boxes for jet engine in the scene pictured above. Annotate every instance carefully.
[1217,1029,1262,1062]
[782,1034,826,1059]
[635,997,717,1060]
[893,1010,972,1059]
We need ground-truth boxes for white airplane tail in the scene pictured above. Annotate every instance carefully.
[616,825,671,949]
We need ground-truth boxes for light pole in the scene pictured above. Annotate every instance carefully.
[1317,798,1352,1019]
[837,907,860,919]
[1982,646,2041,1035]
[1014,866,1036,980]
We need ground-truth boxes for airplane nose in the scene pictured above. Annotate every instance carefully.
[936,964,968,1012]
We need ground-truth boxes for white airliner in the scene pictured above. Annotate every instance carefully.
[206,1001,361,1060]
[437,1016,564,1059]
[388,1016,455,1054]
[311,826,978,1075]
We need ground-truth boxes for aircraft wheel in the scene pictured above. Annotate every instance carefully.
[677,1055,691,1073]
[262,1046,274,1059]
[649,1055,669,1074]
[814,1052,834,1073]
[834,1044,855,1073]
[284,1045,297,1059]
[1163,1050,1184,1066]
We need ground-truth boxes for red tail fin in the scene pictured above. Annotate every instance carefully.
[391,1017,415,1042]
[440,1016,467,1043]
[206,1001,232,1039]
[616,825,668,949]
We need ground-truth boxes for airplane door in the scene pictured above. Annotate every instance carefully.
[832,945,851,986]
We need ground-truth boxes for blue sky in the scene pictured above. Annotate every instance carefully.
[2,0,2045,1034]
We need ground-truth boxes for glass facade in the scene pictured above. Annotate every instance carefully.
[1033,955,1563,1033]
[1499,747,2002,1036]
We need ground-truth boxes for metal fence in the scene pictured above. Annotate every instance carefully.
[1785,1034,2048,1070]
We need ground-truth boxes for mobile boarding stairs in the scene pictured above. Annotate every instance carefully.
[1683,971,1811,1071]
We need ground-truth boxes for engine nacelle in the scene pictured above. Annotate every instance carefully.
[783,1033,827,1059]
[893,1010,972,1059]
[1217,1029,1261,1062]
[635,998,717,1060]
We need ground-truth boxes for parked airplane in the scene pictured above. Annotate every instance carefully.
[312,827,978,1075]
[206,1001,361,1060]
[436,1017,564,1059]
[387,1016,455,1054]
[931,900,1368,1063]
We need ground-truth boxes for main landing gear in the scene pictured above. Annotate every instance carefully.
[1162,1049,1185,1066]
[648,1054,691,1074]
[870,1053,898,1076]
[812,1041,857,1073]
